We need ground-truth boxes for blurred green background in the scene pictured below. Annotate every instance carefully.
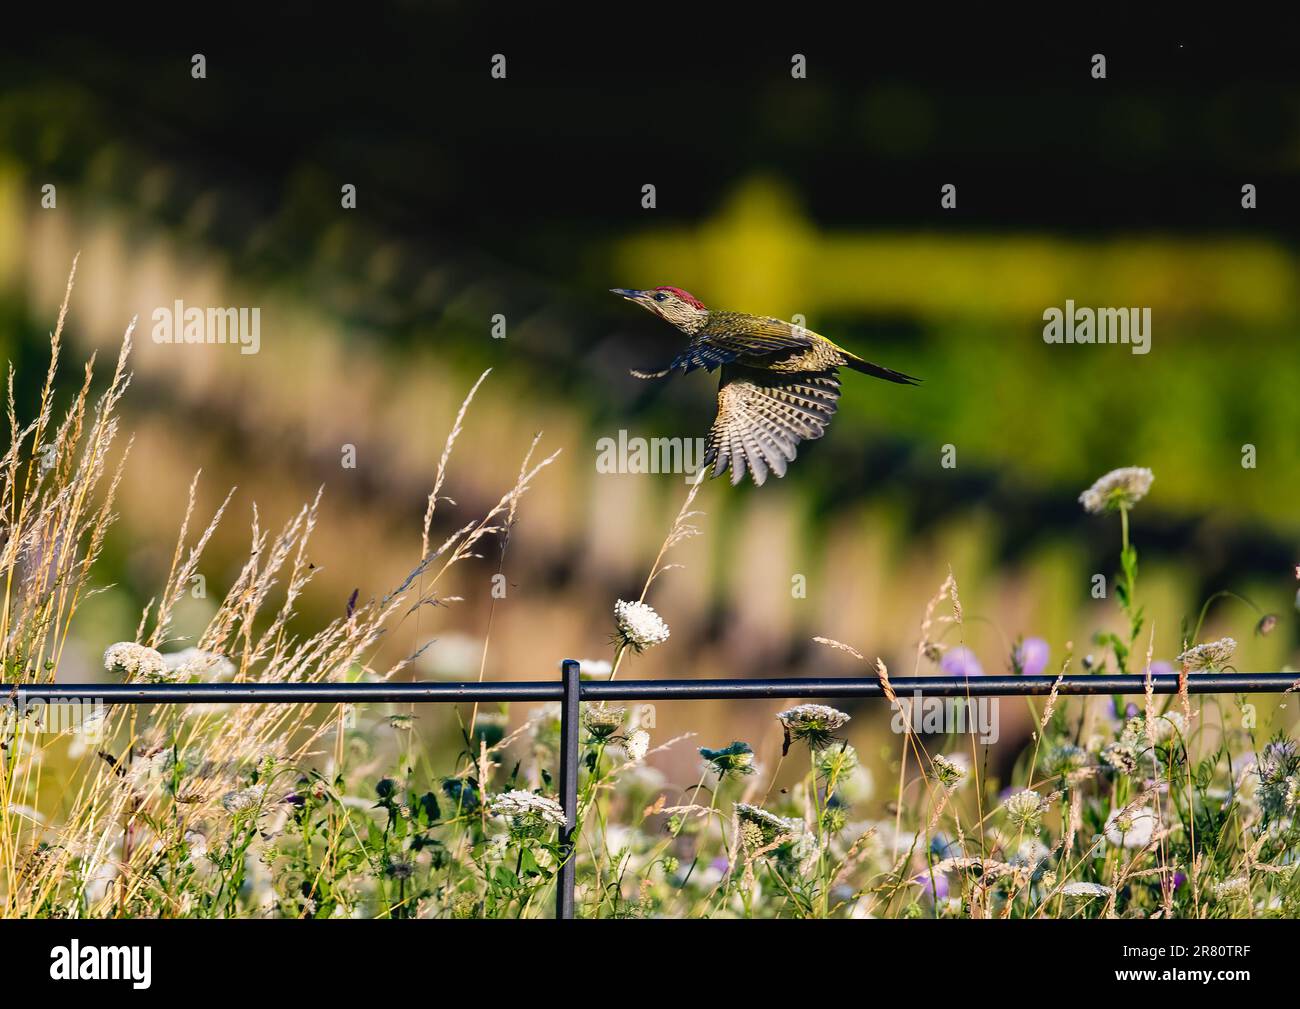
[1,27,1297,780]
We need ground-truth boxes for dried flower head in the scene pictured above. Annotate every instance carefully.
[103,642,168,682]
[701,741,755,779]
[776,704,850,749]
[582,704,626,740]
[1079,466,1154,514]
[1176,637,1236,672]
[1043,744,1089,779]
[613,599,670,653]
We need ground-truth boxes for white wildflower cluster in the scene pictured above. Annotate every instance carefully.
[103,642,169,682]
[221,784,267,818]
[577,658,613,678]
[163,648,236,681]
[490,790,565,824]
[1043,743,1089,779]
[735,803,802,850]
[778,704,850,732]
[623,729,650,763]
[930,753,969,790]
[1176,638,1236,672]
[491,790,565,840]
[1104,806,1157,849]
[1147,710,1187,744]
[1002,789,1050,834]
[1255,741,1300,819]
[614,599,670,652]
[1062,881,1113,899]
[777,704,851,747]
[1212,877,1250,903]
[1078,466,1154,514]
[1102,713,1187,778]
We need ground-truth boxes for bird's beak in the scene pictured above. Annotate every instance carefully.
[610,288,648,302]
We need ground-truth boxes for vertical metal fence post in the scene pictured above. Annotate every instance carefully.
[555,658,581,919]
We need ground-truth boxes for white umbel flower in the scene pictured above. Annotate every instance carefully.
[1079,467,1154,514]
[1105,806,1157,849]
[1062,881,1113,899]
[1148,710,1187,743]
[577,658,612,678]
[103,642,168,681]
[931,753,969,790]
[1212,877,1249,902]
[624,729,650,762]
[490,789,566,826]
[1176,638,1236,672]
[777,704,851,748]
[1002,789,1050,833]
[614,599,670,652]
[163,648,235,680]
[220,784,267,818]
[735,802,802,847]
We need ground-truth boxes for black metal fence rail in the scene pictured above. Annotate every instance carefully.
[6,661,1296,918]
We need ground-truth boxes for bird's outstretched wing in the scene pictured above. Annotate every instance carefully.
[675,315,813,374]
[703,365,841,486]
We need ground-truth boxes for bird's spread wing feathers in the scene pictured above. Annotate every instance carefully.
[703,365,841,487]
[670,316,813,374]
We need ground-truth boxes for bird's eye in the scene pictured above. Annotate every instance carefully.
[653,292,667,302]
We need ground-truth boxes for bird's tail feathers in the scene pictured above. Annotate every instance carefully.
[629,366,672,380]
[842,352,921,386]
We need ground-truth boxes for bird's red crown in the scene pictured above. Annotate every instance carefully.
[654,286,706,309]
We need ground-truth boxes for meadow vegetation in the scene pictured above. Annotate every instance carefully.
[2,272,1297,919]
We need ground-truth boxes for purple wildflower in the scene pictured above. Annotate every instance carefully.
[914,870,949,902]
[940,647,983,677]
[1013,637,1050,676]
